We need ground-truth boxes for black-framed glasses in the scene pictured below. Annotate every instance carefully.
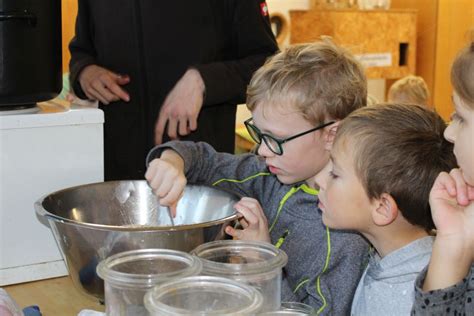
[244,118,336,155]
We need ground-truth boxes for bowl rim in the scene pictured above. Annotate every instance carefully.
[35,181,240,231]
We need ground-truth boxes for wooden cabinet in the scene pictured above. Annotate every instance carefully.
[290,9,417,79]
[391,0,474,119]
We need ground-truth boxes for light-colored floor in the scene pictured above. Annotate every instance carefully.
[4,276,105,316]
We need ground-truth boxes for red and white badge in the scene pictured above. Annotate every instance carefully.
[260,1,269,16]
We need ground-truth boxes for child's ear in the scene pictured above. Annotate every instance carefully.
[324,120,341,151]
[371,193,398,226]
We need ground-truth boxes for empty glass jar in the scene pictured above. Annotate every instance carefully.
[96,248,202,315]
[258,302,315,315]
[144,275,263,315]
[191,240,288,312]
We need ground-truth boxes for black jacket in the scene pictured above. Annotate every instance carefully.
[69,0,278,180]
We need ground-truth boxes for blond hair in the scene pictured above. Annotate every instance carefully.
[246,38,367,124]
[366,94,379,106]
[451,40,474,108]
[335,104,456,231]
[387,75,430,106]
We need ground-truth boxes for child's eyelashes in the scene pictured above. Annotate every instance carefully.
[450,112,464,123]
[329,170,339,179]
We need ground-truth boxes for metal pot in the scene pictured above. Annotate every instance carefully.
[35,181,239,301]
[0,0,62,107]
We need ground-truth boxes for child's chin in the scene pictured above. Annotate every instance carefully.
[461,169,474,187]
[321,215,330,226]
[322,215,338,229]
[276,174,298,185]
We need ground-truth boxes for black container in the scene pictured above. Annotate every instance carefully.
[0,0,62,107]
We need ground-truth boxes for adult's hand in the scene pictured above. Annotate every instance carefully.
[155,68,205,145]
[79,65,130,105]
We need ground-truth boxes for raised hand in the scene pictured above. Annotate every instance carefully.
[429,169,474,249]
[154,68,205,145]
[423,168,474,291]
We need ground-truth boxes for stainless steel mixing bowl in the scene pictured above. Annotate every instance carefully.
[35,181,240,301]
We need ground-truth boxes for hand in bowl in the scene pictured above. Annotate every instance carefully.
[145,149,186,217]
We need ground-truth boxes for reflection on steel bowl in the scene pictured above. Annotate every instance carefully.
[35,181,239,301]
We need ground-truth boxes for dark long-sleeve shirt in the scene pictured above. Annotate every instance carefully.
[69,0,278,180]
[411,265,474,315]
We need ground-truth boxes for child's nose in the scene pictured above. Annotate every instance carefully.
[314,172,326,190]
[257,140,276,157]
[443,122,456,144]
[314,162,331,189]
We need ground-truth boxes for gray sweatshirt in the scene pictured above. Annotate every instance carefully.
[351,236,434,316]
[147,141,369,315]
[411,265,474,316]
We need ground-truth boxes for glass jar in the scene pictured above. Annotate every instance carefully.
[191,240,288,312]
[144,275,263,315]
[258,302,315,315]
[96,249,202,316]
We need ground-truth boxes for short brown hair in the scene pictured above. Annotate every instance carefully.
[335,104,457,231]
[388,75,430,106]
[247,38,367,124]
[451,40,474,108]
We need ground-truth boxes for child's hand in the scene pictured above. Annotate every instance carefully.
[423,169,474,291]
[145,149,186,217]
[429,169,474,260]
[225,197,271,243]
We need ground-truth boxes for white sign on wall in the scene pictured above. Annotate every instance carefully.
[355,53,392,67]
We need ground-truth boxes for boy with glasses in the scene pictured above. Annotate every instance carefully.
[145,39,369,314]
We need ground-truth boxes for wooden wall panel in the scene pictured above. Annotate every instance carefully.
[434,0,474,119]
[290,9,417,79]
[61,0,78,73]
[391,0,438,107]
[391,0,474,119]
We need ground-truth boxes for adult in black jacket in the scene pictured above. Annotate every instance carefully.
[69,0,278,180]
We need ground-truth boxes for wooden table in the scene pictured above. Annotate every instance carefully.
[4,277,105,315]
